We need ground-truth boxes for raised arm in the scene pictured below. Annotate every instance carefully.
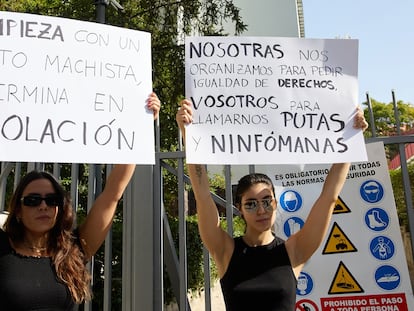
[78,164,135,259]
[286,162,350,273]
[176,100,234,275]
[286,107,368,275]
[78,92,160,260]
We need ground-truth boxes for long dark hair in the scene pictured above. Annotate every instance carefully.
[4,171,92,303]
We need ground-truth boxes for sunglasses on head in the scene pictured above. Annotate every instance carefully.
[21,194,62,207]
[242,198,275,213]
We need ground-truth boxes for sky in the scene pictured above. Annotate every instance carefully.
[302,0,414,105]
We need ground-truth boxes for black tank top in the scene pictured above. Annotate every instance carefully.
[0,229,78,310]
[220,236,297,311]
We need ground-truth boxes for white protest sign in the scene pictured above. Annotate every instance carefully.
[0,11,154,164]
[185,36,367,165]
[259,142,413,310]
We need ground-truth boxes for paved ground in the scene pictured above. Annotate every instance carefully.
[165,281,225,311]
[189,282,225,311]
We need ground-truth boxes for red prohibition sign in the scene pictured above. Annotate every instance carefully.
[296,299,319,311]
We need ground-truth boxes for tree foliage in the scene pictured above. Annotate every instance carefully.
[389,163,414,231]
[362,98,414,161]
[362,98,414,137]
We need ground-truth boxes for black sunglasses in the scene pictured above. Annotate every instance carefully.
[21,194,62,207]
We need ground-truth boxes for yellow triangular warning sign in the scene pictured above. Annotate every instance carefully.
[333,196,351,214]
[322,222,357,254]
[328,261,364,294]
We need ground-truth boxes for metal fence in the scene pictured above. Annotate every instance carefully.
[0,91,413,310]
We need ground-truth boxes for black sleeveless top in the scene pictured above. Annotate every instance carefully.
[220,236,297,311]
[0,229,78,311]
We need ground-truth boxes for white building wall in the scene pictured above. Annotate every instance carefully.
[227,0,301,37]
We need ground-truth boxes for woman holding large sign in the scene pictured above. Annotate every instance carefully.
[176,99,367,311]
[0,93,160,310]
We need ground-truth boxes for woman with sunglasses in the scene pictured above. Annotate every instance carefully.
[176,99,368,311]
[0,92,160,310]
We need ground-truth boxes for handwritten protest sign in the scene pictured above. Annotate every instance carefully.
[185,36,367,165]
[0,11,154,164]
